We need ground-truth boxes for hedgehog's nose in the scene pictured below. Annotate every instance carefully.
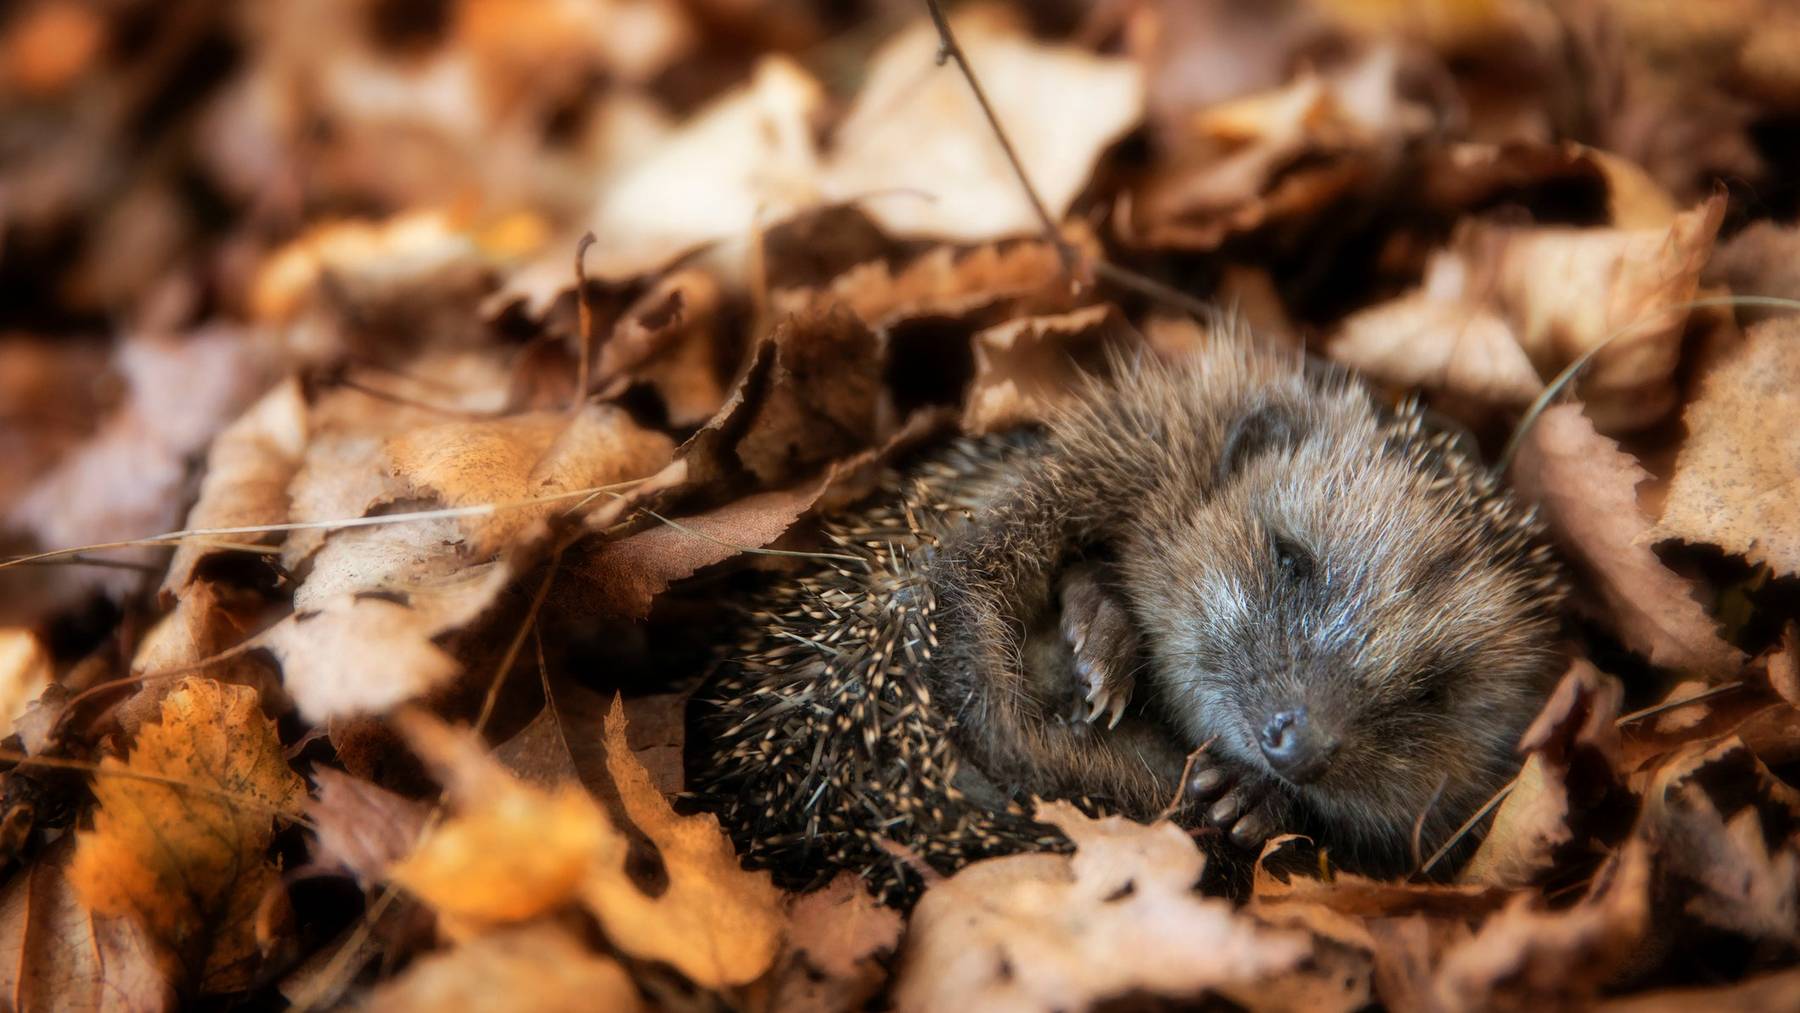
[1258,707,1335,783]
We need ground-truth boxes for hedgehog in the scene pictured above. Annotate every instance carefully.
[688,331,1567,902]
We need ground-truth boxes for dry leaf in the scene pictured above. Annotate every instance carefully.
[392,704,784,987]
[587,57,821,273]
[895,802,1315,1011]
[1462,660,1622,889]
[1656,318,1800,577]
[307,769,430,885]
[575,475,831,619]
[825,9,1142,242]
[0,838,174,1013]
[1510,403,1743,677]
[578,696,785,988]
[382,405,674,557]
[1642,739,1800,945]
[367,920,642,1013]
[0,629,50,739]
[760,873,903,1013]
[1334,195,1724,429]
[69,677,306,994]
[771,232,1086,334]
[963,304,1136,433]
[161,378,309,595]
[1433,837,1653,1010]
[1128,45,1430,251]
[1330,251,1545,407]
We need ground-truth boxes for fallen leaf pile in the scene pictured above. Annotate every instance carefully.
[1,0,1798,1008]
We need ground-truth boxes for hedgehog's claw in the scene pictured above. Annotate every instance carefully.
[1191,766,1286,851]
[1061,563,1140,726]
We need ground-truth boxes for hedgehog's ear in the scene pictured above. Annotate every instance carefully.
[1217,401,1306,483]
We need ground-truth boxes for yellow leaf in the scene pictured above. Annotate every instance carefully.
[68,678,305,995]
[578,696,786,988]
[390,706,785,988]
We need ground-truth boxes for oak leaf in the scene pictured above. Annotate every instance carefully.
[895,802,1314,1011]
[391,703,785,988]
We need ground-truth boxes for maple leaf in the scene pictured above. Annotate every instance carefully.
[68,677,306,995]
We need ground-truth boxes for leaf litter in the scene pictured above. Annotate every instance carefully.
[0,0,1798,1009]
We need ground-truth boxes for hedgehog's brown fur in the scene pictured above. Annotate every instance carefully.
[690,333,1567,901]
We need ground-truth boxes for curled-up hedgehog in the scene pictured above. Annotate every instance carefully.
[689,330,1567,901]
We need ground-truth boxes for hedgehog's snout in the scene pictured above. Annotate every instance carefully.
[1257,705,1339,784]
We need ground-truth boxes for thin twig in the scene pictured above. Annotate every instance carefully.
[1615,681,1743,726]
[1410,770,1452,874]
[573,232,598,413]
[1417,773,1518,878]
[1,749,317,830]
[922,0,1074,274]
[920,1,1227,324]
[1497,294,1800,474]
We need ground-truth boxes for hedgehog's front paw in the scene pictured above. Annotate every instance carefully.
[1059,563,1138,728]
[1187,761,1286,852]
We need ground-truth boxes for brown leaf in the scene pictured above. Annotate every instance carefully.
[579,695,785,988]
[1462,660,1622,889]
[1641,739,1800,945]
[759,874,902,1013]
[963,304,1137,434]
[823,9,1142,242]
[161,378,309,595]
[1128,45,1431,251]
[259,564,510,722]
[384,406,675,558]
[1656,318,1800,577]
[0,629,50,740]
[1330,260,1544,408]
[1595,968,1800,1012]
[1703,220,1800,325]
[680,308,887,490]
[771,233,1086,333]
[366,920,643,1013]
[1432,837,1654,1009]
[3,329,265,621]
[69,677,306,994]
[586,58,822,275]
[895,802,1316,1011]
[0,838,173,1013]
[575,474,833,619]
[307,769,429,885]
[1334,195,1724,429]
[1510,403,1743,677]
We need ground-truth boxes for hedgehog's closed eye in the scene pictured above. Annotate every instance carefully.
[1273,537,1315,581]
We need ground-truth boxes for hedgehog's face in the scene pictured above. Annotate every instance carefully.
[1125,396,1565,863]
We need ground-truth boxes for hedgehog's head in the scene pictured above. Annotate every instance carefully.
[1124,388,1566,869]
